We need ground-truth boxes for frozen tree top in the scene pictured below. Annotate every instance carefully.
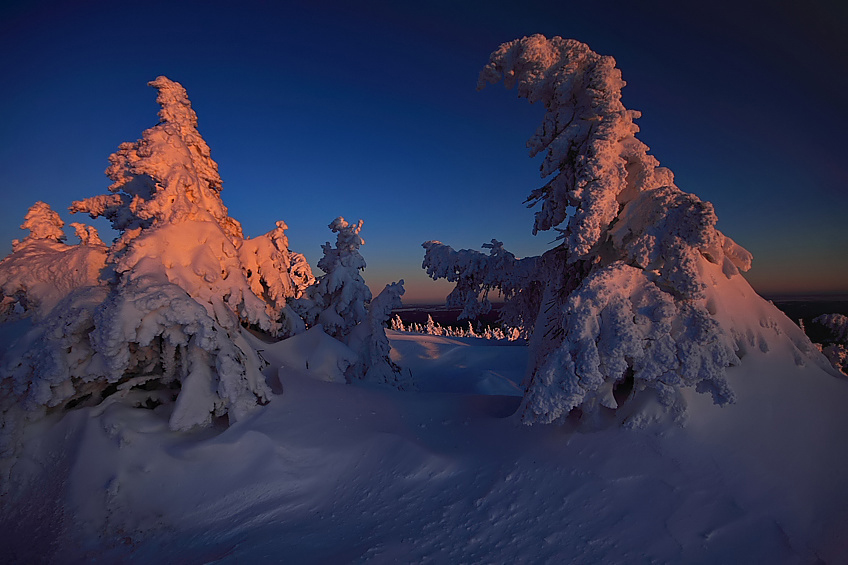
[149,76,200,130]
[71,76,241,240]
[14,201,65,249]
[476,34,751,291]
[478,35,668,258]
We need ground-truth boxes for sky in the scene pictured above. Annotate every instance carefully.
[1,0,846,302]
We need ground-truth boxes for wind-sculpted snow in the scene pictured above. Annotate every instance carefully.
[521,263,737,425]
[0,77,317,458]
[1,76,411,472]
[425,35,834,425]
[0,203,107,321]
[609,186,753,298]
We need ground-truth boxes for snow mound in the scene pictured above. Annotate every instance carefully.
[244,324,356,384]
[2,331,845,562]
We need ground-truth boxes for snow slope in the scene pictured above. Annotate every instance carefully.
[1,328,846,563]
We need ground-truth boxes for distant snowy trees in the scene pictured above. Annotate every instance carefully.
[390,313,522,341]
[812,314,848,376]
[0,76,405,456]
[423,35,769,425]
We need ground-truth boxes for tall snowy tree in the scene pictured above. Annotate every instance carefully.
[424,35,831,425]
[1,77,315,441]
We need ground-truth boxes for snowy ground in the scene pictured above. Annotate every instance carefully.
[1,330,847,563]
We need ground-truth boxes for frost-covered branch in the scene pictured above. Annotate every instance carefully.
[422,239,539,331]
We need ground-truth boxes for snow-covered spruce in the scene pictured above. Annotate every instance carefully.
[0,77,314,441]
[0,202,108,322]
[390,314,520,341]
[298,217,370,340]
[296,218,410,389]
[421,239,539,335]
[424,35,835,425]
[346,280,412,390]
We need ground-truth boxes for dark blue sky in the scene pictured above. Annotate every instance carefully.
[2,0,846,301]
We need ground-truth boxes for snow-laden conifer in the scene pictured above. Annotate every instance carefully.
[347,280,412,389]
[0,202,107,321]
[297,218,410,389]
[1,77,313,440]
[812,314,848,375]
[300,217,371,340]
[424,35,834,425]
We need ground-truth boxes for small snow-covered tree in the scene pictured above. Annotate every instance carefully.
[300,217,371,340]
[1,76,314,440]
[812,314,848,376]
[346,280,412,389]
[296,217,410,390]
[70,222,105,246]
[14,201,66,248]
[0,202,107,321]
[424,35,826,426]
[390,314,405,332]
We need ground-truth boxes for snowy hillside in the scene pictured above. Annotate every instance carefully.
[1,329,846,562]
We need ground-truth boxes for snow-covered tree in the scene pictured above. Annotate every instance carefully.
[424,35,827,425]
[390,314,405,332]
[422,239,540,335]
[14,201,66,249]
[300,217,371,340]
[0,202,107,321]
[295,217,410,389]
[812,314,848,376]
[1,77,314,442]
[70,222,105,246]
[346,280,412,389]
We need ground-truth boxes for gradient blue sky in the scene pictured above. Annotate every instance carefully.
[2,0,846,302]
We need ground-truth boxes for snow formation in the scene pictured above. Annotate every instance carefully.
[297,218,410,389]
[423,35,838,425]
[812,313,848,375]
[0,77,403,473]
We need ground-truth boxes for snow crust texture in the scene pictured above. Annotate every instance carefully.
[425,35,833,425]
